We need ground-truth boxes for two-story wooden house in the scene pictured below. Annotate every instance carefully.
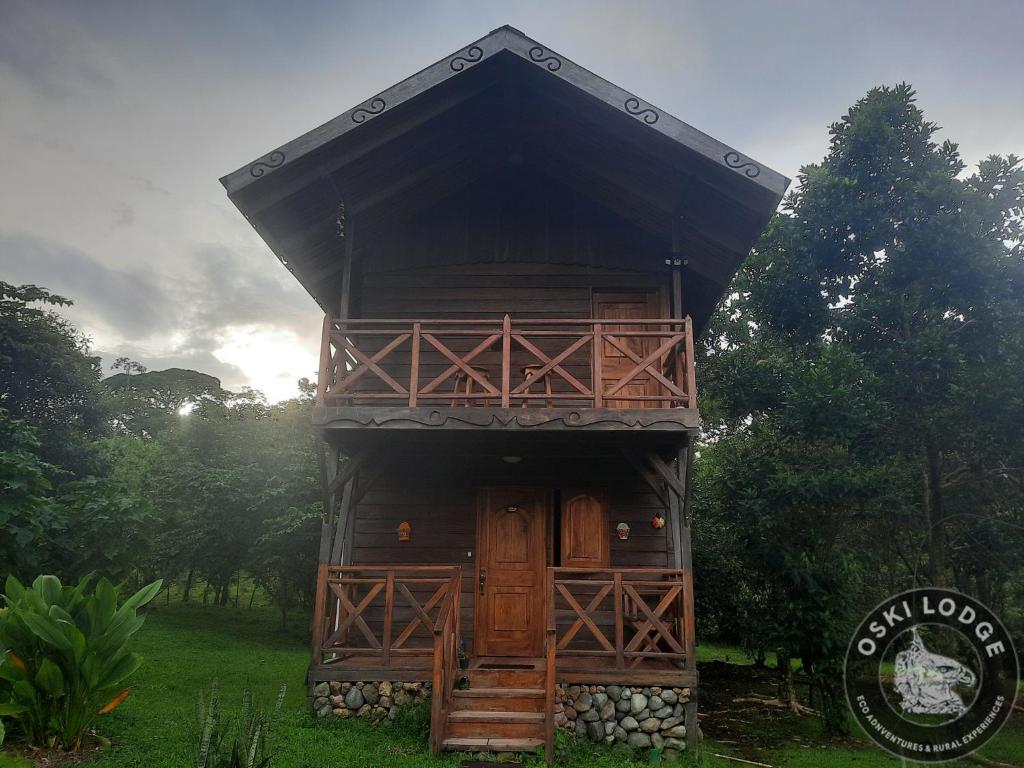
[221,26,787,760]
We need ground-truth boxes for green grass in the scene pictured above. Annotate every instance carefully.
[6,605,1014,768]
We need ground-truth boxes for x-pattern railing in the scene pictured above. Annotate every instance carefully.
[548,567,692,670]
[311,565,461,666]
[316,315,696,410]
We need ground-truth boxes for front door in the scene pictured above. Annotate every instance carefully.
[476,487,547,657]
[593,290,665,408]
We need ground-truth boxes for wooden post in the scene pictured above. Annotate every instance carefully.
[317,315,332,405]
[308,563,328,687]
[544,567,556,765]
[330,476,357,564]
[677,437,700,756]
[685,317,696,409]
[317,444,339,564]
[592,322,604,407]
[338,213,354,321]
[613,571,624,669]
[382,569,394,667]
[409,322,421,407]
[501,314,511,408]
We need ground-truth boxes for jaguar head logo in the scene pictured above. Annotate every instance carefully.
[893,628,977,715]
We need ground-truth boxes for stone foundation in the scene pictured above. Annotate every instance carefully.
[554,684,691,759]
[310,680,431,722]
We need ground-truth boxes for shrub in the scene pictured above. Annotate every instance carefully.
[189,679,286,768]
[0,574,161,750]
[0,719,32,768]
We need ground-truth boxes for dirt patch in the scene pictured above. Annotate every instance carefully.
[697,660,864,759]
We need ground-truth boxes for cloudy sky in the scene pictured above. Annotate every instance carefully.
[2,1,1022,401]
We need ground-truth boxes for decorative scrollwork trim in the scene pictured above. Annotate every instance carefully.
[723,151,761,178]
[249,150,285,178]
[528,46,562,71]
[624,97,659,124]
[450,45,483,71]
[352,98,386,123]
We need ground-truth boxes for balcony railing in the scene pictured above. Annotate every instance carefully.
[316,315,696,410]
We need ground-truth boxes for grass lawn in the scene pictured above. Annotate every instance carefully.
[25,605,1014,768]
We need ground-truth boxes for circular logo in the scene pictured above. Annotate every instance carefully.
[845,588,1018,762]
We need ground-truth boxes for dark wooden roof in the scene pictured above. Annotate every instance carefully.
[220,25,789,328]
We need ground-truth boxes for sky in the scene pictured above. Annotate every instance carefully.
[2,0,1022,402]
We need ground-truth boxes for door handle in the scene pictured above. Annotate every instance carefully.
[479,567,487,595]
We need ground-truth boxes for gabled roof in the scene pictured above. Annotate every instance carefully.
[220,25,789,328]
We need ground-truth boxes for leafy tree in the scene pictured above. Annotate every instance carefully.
[0,412,61,582]
[696,84,1024,733]
[0,284,109,476]
[746,85,1024,586]
[104,367,230,437]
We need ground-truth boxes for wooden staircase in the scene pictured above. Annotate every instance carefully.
[441,665,547,754]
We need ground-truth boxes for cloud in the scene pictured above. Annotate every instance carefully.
[0,232,173,338]
[0,1,115,99]
[0,231,319,397]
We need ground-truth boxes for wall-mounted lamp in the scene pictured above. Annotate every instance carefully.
[616,523,630,541]
[651,514,666,530]
[397,521,411,542]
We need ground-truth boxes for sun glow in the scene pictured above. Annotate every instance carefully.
[213,324,318,402]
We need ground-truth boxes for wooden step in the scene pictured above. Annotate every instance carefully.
[467,668,546,688]
[442,736,545,753]
[450,687,546,712]
[448,710,545,723]
[445,709,545,739]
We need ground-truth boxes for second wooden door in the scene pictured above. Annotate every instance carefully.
[593,290,664,408]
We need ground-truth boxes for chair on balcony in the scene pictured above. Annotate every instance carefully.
[520,364,553,408]
[451,365,492,407]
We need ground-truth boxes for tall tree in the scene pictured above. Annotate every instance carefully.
[0,283,109,475]
[736,85,1024,586]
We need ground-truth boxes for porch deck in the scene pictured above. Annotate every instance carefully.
[308,564,697,760]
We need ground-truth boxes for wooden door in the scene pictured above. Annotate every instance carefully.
[593,290,663,408]
[476,487,547,657]
[561,491,609,568]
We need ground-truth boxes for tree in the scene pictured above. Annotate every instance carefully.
[0,411,61,582]
[0,283,109,476]
[104,367,230,437]
[753,85,1024,586]
[695,84,1024,733]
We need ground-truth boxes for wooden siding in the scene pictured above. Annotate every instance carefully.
[348,447,673,651]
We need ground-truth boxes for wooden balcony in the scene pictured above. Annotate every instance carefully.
[313,316,698,433]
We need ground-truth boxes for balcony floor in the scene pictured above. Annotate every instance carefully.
[312,405,699,433]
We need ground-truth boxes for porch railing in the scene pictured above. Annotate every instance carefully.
[310,564,461,667]
[547,566,694,669]
[309,565,461,752]
[543,566,695,761]
[316,315,695,410]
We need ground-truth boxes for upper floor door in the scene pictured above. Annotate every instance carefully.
[592,290,664,408]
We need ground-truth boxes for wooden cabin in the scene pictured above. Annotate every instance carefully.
[221,26,787,759]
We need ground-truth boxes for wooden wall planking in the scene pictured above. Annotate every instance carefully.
[348,447,674,650]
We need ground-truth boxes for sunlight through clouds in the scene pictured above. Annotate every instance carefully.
[213,324,318,402]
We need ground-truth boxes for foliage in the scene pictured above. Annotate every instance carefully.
[696,83,1024,734]
[189,679,286,768]
[56,477,157,583]
[104,368,230,437]
[0,574,161,750]
[0,412,60,583]
[0,283,109,476]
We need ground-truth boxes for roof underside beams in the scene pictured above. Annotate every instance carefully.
[224,30,788,329]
